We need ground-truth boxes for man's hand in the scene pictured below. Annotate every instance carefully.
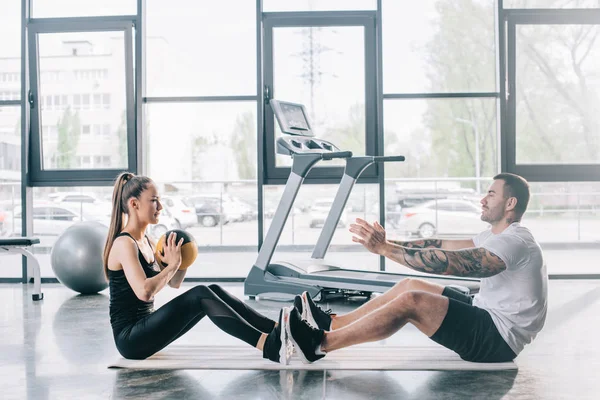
[349,218,388,255]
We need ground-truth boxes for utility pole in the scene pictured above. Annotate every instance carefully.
[455,117,481,194]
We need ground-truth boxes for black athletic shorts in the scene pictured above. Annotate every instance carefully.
[429,286,517,363]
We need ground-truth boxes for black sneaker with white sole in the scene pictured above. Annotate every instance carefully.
[263,308,293,365]
[293,294,303,316]
[286,307,325,363]
[301,291,333,331]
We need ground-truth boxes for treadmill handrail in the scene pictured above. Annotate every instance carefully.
[291,151,353,177]
[321,151,352,160]
[311,154,405,260]
[373,155,406,162]
[346,156,405,179]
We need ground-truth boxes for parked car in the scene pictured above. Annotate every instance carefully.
[0,208,6,236]
[395,199,489,238]
[227,196,257,221]
[187,195,230,227]
[2,201,178,240]
[3,203,87,237]
[308,199,348,229]
[48,192,101,204]
[188,194,255,227]
[160,195,198,229]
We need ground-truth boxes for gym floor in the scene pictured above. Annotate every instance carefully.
[2,280,598,400]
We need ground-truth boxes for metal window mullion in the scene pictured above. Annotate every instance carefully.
[383,92,499,99]
[496,0,506,175]
[0,101,21,106]
[27,27,43,179]
[504,8,600,23]
[21,0,32,283]
[28,16,137,30]
[138,0,146,175]
[256,0,265,249]
[506,19,517,176]
[124,25,137,174]
[264,11,376,19]
[364,15,377,158]
[263,16,276,181]
[143,95,258,103]
[376,0,386,272]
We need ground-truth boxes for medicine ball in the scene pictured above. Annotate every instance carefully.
[155,229,198,270]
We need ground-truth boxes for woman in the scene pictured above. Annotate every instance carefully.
[103,172,292,363]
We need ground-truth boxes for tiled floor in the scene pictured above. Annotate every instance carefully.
[2,280,598,399]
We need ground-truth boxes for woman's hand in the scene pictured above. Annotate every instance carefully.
[161,232,184,269]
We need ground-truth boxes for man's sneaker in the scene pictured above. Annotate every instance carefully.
[293,294,303,316]
[285,307,325,364]
[301,291,333,331]
[263,308,294,365]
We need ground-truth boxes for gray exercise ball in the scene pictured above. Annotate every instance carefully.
[51,220,109,294]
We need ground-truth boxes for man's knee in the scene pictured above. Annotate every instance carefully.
[390,290,424,315]
[392,277,425,292]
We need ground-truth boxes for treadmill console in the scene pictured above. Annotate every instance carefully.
[271,99,346,156]
[276,136,343,156]
[270,99,314,137]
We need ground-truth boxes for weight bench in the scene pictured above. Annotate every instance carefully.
[0,237,44,301]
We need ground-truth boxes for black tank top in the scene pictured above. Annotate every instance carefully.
[108,232,160,334]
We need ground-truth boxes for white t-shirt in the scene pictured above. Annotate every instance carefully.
[471,223,547,355]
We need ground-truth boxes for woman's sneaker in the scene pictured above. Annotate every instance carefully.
[262,308,293,365]
[301,291,333,331]
[285,307,325,364]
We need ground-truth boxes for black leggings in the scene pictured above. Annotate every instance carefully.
[113,284,276,360]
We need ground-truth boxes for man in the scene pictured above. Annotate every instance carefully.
[286,173,547,363]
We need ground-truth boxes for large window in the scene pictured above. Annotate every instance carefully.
[2,1,596,284]
[264,0,376,12]
[34,31,129,171]
[31,0,136,18]
[0,107,21,279]
[145,101,258,277]
[382,0,496,94]
[0,2,21,279]
[28,19,136,185]
[384,99,498,186]
[0,0,21,94]
[271,26,367,168]
[504,0,599,8]
[506,10,600,182]
[515,24,600,165]
[145,102,257,184]
[145,0,256,97]
[262,12,378,183]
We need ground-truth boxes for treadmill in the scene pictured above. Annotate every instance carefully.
[245,99,479,300]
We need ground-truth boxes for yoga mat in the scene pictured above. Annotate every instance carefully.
[108,345,517,371]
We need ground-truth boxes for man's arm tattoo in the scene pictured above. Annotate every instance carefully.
[387,247,506,278]
[447,248,506,278]
[389,247,450,274]
[388,239,442,249]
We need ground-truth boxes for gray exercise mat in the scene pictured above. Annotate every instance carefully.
[108,345,518,371]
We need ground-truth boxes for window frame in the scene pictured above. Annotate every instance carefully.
[504,9,600,182]
[262,11,381,184]
[27,16,137,186]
